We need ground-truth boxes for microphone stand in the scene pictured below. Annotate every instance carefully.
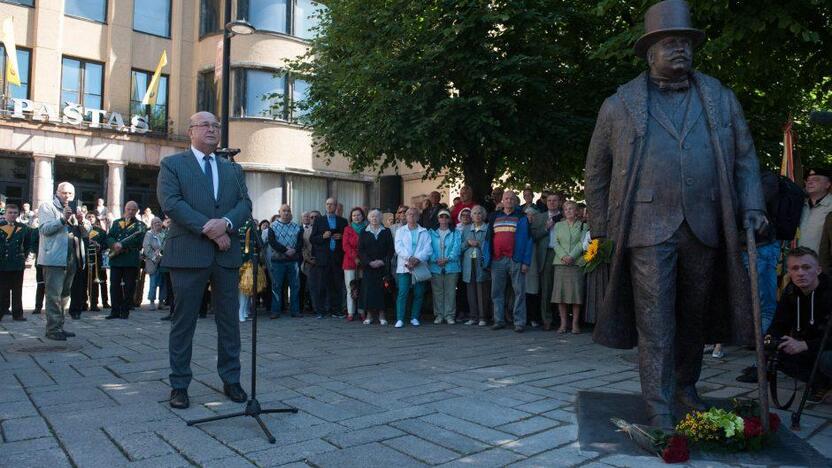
[186,148,297,443]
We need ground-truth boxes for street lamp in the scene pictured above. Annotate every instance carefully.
[219,4,256,150]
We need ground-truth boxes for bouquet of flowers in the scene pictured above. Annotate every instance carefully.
[611,418,690,463]
[676,400,781,452]
[613,399,780,463]
[578,238,614,273]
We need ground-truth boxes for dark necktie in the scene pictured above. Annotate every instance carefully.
[203,155,215,199]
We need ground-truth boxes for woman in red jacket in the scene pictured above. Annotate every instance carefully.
[342,207,367,321]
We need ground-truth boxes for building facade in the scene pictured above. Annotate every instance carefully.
[0,0,436,220]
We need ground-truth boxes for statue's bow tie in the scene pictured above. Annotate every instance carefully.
[654,79,690,91]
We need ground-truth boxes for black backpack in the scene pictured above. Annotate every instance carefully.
[772,175,805,241]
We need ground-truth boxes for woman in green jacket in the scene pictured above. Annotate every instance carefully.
[550,201,588,334]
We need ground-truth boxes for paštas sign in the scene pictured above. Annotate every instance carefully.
[4,97,150,134]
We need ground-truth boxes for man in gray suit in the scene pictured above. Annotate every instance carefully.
[157,111,252,409]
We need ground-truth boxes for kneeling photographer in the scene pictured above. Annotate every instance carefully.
[764,247,832,404]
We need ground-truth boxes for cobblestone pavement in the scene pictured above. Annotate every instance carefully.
[1,272,830,467]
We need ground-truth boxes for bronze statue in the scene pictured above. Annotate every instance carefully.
[584,0,768,428]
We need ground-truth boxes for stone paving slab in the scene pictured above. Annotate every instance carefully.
[0,298,830,467]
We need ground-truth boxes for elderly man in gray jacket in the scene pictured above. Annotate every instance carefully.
[38,182,86,341]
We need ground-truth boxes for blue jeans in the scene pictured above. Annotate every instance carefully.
[269,261,300,316]
[147,271,165,301]
[741,242,779,333]
[396,273,426,322]
[491,257,527,326]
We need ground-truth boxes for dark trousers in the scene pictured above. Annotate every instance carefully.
[162,272,173,305]
[90,269,109,308]
[310,262,344,315]
[0,270,24,319]
[168,264,241,390]
[69,264,88,314]
[300,270,310,312]
[35,265,45,312]
[110,267,139,316]
[628,222,716,420]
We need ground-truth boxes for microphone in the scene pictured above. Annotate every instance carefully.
[809,111,832,126]
[215,147,241,161]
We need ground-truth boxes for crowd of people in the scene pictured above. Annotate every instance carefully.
[240,186,598,334]
[0,167,830,404]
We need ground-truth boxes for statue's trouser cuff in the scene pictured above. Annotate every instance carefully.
[628,222,716,418]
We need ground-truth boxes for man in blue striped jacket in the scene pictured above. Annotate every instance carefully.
[488,191,533,332]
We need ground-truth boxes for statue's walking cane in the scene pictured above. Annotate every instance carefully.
[745,227,770,432]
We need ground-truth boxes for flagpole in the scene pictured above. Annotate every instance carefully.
[221,0,232,148]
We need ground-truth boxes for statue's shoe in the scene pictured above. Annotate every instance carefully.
[674,386,708,414]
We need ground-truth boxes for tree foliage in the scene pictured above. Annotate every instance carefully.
[290,1,831,201]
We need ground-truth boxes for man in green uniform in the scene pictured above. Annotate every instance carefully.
[105,201,146,319]
[85,212,109,311]
[0,204,32,321]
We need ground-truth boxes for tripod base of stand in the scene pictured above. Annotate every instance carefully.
[187,399,298,444]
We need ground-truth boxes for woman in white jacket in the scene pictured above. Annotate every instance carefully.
[393,207,432,328]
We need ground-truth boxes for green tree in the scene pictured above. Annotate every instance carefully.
[289,0,603,201]
[290,1,831,200]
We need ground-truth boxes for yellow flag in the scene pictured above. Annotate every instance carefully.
[1,17,21,86]
[141,50,168,106]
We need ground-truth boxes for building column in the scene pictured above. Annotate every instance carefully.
[107,161,127,218]
[32,153,55,210]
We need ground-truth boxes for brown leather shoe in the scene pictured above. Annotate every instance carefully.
[169,389,189,409]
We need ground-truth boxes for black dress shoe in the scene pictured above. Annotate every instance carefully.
[169,389,189,409]
[62,330,76,337]
[13,316,27,321]
[223,383,248,403]
[90,307,100,312]
[32,309,42,315]
[70,313,80,320]
[105,311,120,319]
[45,331,67,341]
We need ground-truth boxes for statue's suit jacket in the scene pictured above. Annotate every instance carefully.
[585,71,764,349]
[157,149,252,269]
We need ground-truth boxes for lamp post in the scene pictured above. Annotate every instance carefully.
[220,0,255,149]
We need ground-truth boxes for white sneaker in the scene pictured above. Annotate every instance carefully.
[465,320,475,325]
[363,319,372,325]
[394,320,404,328]
[410,318,420,327]
[447,319,455,325]
[478,320,487,326]
[434,317,443,324]
[380,319,388,326]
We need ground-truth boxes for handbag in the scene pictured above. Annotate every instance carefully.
[410,261,431,283]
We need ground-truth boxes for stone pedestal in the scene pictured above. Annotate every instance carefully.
[107,161,127,218]
[32,153,55,210]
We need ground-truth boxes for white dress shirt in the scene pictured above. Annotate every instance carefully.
[191,145,233,230]
[191,145,219,199]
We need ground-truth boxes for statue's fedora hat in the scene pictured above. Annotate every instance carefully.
[634,0,705,58]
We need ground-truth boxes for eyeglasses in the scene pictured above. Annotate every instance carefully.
[190,122,222,130]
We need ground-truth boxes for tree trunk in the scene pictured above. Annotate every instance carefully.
[462,153,495,205]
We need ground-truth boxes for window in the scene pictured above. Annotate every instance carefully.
[130,69,169,133]
[240,0,289,34]
[236,68,286,119]
[1,0,34,7]
[288,175,327,218]
[291,78,310,122]
[61,57,104,112]
[238,0,324,39]
[200,0,221,37]
[197,70,218,115]
[0,46,31,100]
[294,0,322,40]
[336,180,367,215]
[133,0,171,38]
[65,0,107,23]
